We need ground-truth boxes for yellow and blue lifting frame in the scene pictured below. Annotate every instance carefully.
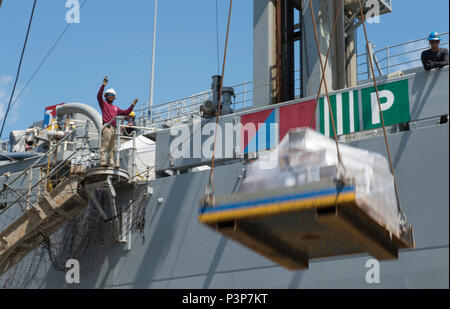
[199,179,414,270]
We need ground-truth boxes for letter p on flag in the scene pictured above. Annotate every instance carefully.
[371,90,394,125]
[362,79,410,130]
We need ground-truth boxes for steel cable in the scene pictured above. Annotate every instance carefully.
[357,0,407,228]
[0,0,38,139]
[207,0,233,198]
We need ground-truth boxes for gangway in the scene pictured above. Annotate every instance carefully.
[0,113,137,276]
[0,176,87,275]
[0,161,132,276]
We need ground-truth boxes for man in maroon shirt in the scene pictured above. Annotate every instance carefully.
[98,76,138,167]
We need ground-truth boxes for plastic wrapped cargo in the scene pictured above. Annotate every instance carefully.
[239,127,401,237]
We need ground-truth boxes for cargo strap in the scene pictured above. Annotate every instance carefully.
[207,0,233,199]
[357,0,407,229]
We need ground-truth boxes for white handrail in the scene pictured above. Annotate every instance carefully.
[136,31,448,128]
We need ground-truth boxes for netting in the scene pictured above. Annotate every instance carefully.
[0,182,150,288]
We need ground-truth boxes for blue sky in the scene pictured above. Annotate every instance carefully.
[0,0,448,139]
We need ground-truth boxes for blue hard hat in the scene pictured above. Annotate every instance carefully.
[428,31,441,41]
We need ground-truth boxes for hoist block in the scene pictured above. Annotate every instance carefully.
[199,180,414,270]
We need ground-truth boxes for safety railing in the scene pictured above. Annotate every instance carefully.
[136,32,449,128]
[115,117,137,181]
[115,116,156,182]
[0,114,102,216]
[135,71,303,129]
[0,113,154,246]
[0,130,78,233]
[357,32,449,79]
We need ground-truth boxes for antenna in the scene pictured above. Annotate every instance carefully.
[149,0,158,124]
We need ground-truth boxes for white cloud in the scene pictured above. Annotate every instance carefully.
[0,76,11,119]
[0,75,13,86]
[0,74,28,130]
[387,40,429,72]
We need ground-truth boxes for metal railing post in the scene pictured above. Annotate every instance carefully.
[116,117,121,168]
[366,41,375,79]
[132,131,136,182]
[386,45,390,75]
[3,183,36,210]
[243,82,247,108]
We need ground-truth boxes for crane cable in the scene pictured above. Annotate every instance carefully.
[205,0,233,202]
[0,0,89,132]
[307,0,345,176]
[357,0,407,228]
[0,0,38,139]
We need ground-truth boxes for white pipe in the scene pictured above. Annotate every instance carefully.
[55,102,102,134]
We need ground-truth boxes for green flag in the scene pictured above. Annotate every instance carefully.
[362,79,410,130]
[319,90,360,137]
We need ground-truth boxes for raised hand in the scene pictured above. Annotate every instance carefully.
[132,98,138,106]
[103,76,109,86]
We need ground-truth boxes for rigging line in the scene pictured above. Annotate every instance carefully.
[0,0,89,128]
[307,0,344,170]
[207,0,233,197]
[356,0,407,226]
[215,0,220,75]
[309,0,342,129]
[0,0,38,139]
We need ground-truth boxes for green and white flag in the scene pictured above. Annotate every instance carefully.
[361,79,410,130]
[319,90,360,138]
